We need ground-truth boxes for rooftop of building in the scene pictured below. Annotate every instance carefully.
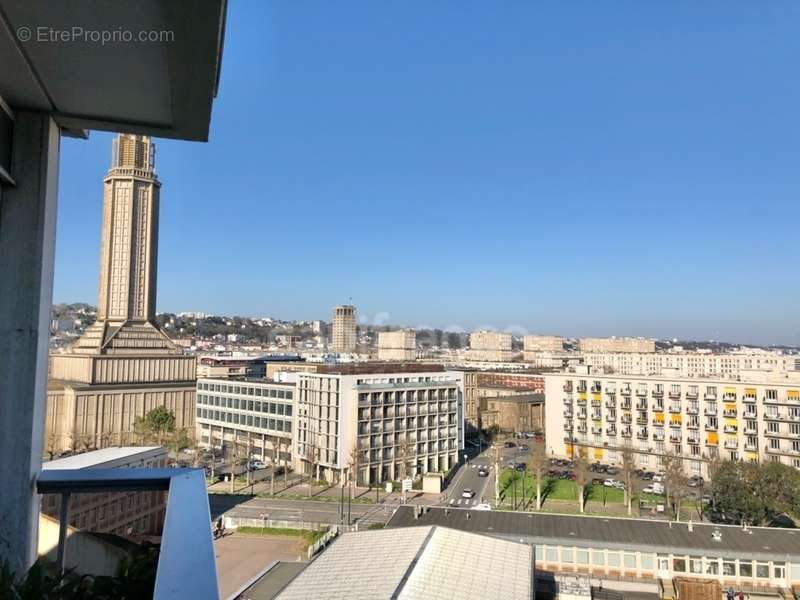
[274,525,532,600]
[313,362,445,375]
[198,376,295,387]
[546,369,800,386]
[234,561,307,600]
[386,506,800,561]
[42,446,165,470]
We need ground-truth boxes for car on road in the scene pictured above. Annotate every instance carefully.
[462,489,476,499]
[249,460,266,470]
[518,444,529,451]
[652,473,664,483]
[605,467,619,476]
[641,471,655,481]
[478,468,489,477]
[514,462,527,472]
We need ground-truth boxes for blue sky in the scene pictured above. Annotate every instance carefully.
[54,2,800,345]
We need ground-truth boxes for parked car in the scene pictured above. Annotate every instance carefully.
[643,483,664,495]
[603,478,624,489]
[504,442,517,449]
[249,460,266,470]
[641,471,655,481]
[605,467,619,476]
[687,475,704,488]
[652,473,663,483]
[514,462,527,472]
[518,444,529,451]
[462,489,476,499]
[591,478,605,486]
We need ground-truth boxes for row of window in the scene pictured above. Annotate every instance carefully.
[197,394,293,416]
[196,408,292,433]
[198,382,293,399]
[537,545,792,582]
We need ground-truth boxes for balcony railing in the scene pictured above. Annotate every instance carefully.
[37,468,218,600]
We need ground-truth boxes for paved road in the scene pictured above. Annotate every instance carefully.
[443,452,493,508]
[209,495,391,527]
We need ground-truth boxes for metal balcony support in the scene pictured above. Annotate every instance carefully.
[38,467,219,600]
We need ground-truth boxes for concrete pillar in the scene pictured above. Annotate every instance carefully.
[0,112,60,570]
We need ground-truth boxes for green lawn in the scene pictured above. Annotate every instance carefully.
[235,526,328,546]
[498,469,664,507]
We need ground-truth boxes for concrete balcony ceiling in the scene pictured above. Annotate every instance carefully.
[0,0,226,141]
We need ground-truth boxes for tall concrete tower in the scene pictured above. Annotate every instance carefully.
[331,305,357,353]
[97,134,160,323]
[47,134,196,450]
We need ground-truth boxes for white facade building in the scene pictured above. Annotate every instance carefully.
[545,368,800,478]
[293,366,464,485]
[378,330,417,361]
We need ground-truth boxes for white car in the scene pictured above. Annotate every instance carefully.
[643,483,665,495]
[603,478,624,489]
[249,460,266,470]
[652,473,664,483]
[461,489,476,499]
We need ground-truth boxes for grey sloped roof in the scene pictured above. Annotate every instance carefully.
[275,525,532,600]
[386,506,800,562]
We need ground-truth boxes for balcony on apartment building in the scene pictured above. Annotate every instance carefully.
[563,383,574,393]
[651,388,664,398]
[605,399,616,409]
[652,431,665,441]
[0,1,227,589]
[685,390,699,399]
[606,427,617,436]
[620,387,632,396]
[722,409,738,418]
[744,441,758,452]
[668,390,681,399]
[621,400,632,410]
[605,386,616,395]
[704,392,718,401]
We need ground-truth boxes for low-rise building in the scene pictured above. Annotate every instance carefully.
[40,447,168,536]
[196,354,268,379]
[388,506,800,596]
[479,393,544,434]
[461,370,545,435]
[467,330,514,362]
[377,329,417,361]
[293,364,464,485]
[195,378,295,465]
[545,367,800,478]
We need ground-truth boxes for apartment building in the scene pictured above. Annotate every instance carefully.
[545,368,800,478]
[377,329,417,361]
[461,370,545,434]
[195,378,295,464]
[523,335,565,353]
[468,330,514,362]
[293,364,464,485]
[579,337,656,353]
[41,447,168,536]
[331,305,357,353]
[584,351,798,378]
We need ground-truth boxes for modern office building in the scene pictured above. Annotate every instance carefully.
[195,378,295,465]
[467,330,514,362]
[40,447,168,536]
[331,305,357,353]
[579,337,656,353]
[523,335,565,353]
[545,367,800,477]
[378,329,417,361]
[46,135,196,451]
[584,351,798,378]
[461,370,545,434]
[293,364,464,485]
[388,506,800,597]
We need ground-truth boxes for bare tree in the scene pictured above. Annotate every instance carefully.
[396,436,411,482]
[529,441,548,510]
[662,451,687,520]
[573,452,590,514]
[270,436,277,496]
[621,446,636,516]
[227,438,246,494]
